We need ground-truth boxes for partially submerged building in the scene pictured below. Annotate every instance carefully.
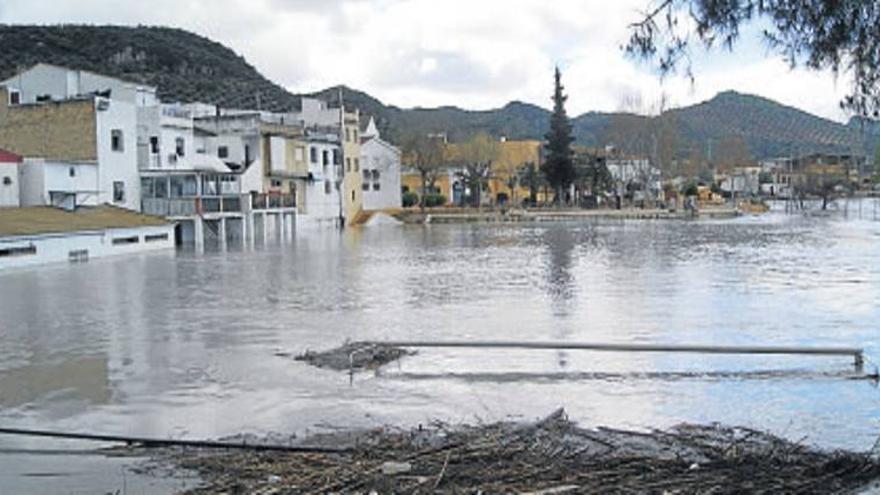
[0,205,174,269]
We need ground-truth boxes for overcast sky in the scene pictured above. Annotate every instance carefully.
[0,0,855,122]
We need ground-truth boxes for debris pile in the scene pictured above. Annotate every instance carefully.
[295,341,413,371]
[162,409,880,494]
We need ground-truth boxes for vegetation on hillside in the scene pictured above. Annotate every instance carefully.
[0,24,873,159]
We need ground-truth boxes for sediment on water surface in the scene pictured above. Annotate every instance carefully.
[295,341,414,371]
[159,409,880,494]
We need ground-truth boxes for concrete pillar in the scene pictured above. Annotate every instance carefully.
[194,217,204,253]
[278,212,287,242]
[218,217,227,251]
[245,212,255,248]
[261,213,269,245]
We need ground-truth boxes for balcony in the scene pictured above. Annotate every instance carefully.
[251,192,296,210]
[142,195,244,217]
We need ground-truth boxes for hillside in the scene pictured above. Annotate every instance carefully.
[0,24,299,111]
[0,24,873,160]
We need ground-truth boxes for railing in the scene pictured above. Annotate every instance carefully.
[142,195,245,217]
[251,193,296,210]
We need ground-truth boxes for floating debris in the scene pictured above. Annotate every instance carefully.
[159,409,880,494]
[295,341,414,371]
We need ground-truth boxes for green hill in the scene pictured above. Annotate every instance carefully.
[0,24,873,160]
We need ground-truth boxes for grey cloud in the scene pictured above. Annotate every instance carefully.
[369,49,529,94]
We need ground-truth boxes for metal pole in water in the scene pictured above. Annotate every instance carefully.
[372,340,865,371]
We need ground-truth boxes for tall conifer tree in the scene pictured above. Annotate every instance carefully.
[542,67,575,205]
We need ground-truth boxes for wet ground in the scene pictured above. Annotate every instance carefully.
[1,199,879,493]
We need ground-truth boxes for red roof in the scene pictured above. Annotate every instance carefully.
[0,149,22,164]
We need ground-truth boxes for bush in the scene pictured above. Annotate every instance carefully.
[682,182,699,196]
[402,191,419,207]
[423,193,446,208]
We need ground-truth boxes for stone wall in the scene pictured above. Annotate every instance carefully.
[0,87,98,161]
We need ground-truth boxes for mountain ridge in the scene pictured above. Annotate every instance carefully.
[0,24,875,160]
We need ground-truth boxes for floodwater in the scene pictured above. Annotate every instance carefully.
[1,200,880,493]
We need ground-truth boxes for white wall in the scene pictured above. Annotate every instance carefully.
[0,224,175,270]
[298,140,342,227]
[1,64,158,106]
[96,98,141,211]
[361,138,402,210]
[20,159,101,207]
[294,98,341,127]
[268,136,287,174]
[0,163,20,207]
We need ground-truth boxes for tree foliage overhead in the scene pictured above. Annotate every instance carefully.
[626,0,880,117]
[542,67,576,201]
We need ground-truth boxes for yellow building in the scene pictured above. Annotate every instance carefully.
[260,123,307,198]
[401,138,544,206]
[341,108,363,222]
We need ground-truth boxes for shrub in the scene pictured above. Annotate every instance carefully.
[682,182,699,196]
[402,191,419,207]
[423,193,446,208]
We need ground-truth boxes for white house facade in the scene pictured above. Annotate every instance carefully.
[359,117,401,210]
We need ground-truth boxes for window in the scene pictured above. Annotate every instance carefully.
[8,90,20,105]
[362,169,370,181]
[345,128,351,142]
[353,129,358,141]
[218,146,229,159]
[69,166,76,178]
[354,158,360,172]
[0,245,36,257]
[175,137,185,156]
[362,182,369,191]
[149,136,159,154]
[112,236,139,245]
[322,150,329,166]
[2,176,11,186]
[271,179,282,188]
[372,169,380,180]
[68,249,89,262]
[145,233,169,243]
[111,129,124,152]
[310,147,317,163]
[324,180,331,195]
[373,182,381,191]
[332,149,340,165]
[113,181,125,203]
[346,158,351,172]
[351,190,355,202]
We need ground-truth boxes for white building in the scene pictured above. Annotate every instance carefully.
[0,205,174,270]
[0,64,149,211]
[359,117,402,210]
[0,148,21,207]
[297,129,344,228]
[1,63,157,107]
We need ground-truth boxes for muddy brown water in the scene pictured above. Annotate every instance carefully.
[1,200,879,493]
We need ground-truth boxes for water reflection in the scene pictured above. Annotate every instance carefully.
[0,355,110,408]
[0,204,878,459]
[542,225,577,317]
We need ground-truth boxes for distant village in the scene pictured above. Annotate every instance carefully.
[0,63,877,269]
